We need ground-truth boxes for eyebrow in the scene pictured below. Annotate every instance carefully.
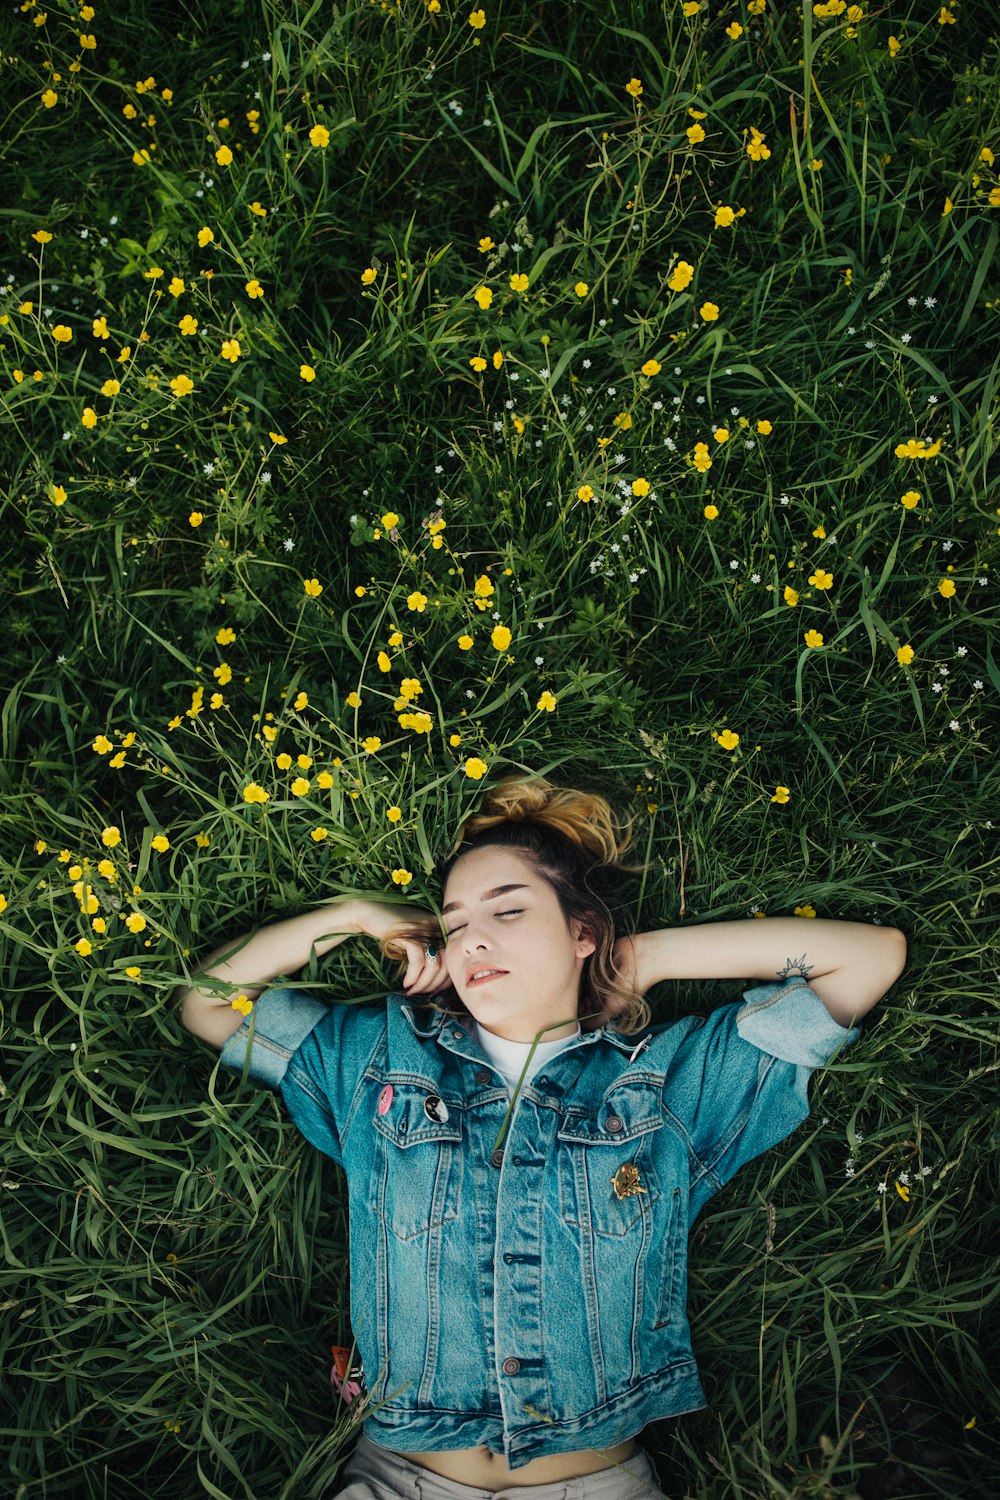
[441,883,530,916]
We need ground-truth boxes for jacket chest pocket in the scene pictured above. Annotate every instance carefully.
[557,1093,663,1237]
[368,1085,463,1242]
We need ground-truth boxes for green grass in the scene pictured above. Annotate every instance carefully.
[1,1,999,1496]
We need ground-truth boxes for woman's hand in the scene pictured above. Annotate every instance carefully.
[611,933,644,996]
[352,899,453,997]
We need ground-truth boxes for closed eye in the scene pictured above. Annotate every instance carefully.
[444,908,523,939]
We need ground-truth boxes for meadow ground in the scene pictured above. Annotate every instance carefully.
[1,1,998,1496]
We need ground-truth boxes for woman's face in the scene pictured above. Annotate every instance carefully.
[440,845,595,1042]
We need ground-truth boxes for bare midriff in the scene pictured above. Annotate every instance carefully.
[399,1435,637,1490]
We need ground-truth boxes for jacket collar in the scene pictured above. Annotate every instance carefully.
[396,996,644,1055]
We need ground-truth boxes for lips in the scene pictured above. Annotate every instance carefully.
[466,968,508,987]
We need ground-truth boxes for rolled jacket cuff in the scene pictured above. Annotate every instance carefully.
[218,986,328,1089]
[736,976,862,1067]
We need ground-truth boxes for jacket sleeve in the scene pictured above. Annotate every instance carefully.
[218,986,386,1168]
[735,975,861,1065]
[667,981,861,1218]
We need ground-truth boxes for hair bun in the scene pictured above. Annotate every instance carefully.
[452,774,634,867]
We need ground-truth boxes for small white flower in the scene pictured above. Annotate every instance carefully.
[57,654,67,664]
[977,577,987,585]
[582,358,591,369]
[900,332,912,344]
[751,573,761,583]
[973,679,984,689]
[899,1171,911,1185]
[535,656,544,665]
[203,462,216,476]
[949,719,960,731]
[942,540,953,551]
[924,296,937,308]
[931,682,943,694]
[876,1181,887,1194]
[729,560,740,571]
[465,689,474,698]
[241,59,249,69]
[927,394,938,404]
[907,295,917,307]
[283,538,295,552]
[938,665,950,677]
[864,339,876,349]
[957,645,968,656]
[126,476,138,490]
[629,571,639,583]
[260,471,272,484]
[261,51,271,60]
[62,429,71,441]
[847,325,856,335]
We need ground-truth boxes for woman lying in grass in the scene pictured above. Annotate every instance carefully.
[178,774,907,1499]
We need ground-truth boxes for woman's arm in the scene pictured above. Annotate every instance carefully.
[177,897,428,1050]
[627,917,907,1029]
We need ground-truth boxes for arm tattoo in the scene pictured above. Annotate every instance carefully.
[777,954,815,980]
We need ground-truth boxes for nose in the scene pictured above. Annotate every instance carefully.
[461,923,491,956]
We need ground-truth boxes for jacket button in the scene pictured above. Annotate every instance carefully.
[606,1114,624,1133]
[502,1357,520,1376]
[475,1068,492,1085]
[491,1147,504,1167]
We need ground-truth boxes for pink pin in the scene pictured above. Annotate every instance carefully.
[377,1084,394,1116]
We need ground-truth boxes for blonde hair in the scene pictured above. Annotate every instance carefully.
[378,774,652,1036]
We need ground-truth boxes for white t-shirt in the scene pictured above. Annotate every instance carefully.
[473,1019,582,1100]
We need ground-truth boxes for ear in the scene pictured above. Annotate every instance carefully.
[571,919,598,961]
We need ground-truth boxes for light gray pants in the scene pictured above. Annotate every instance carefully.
[330,1431,664,1500]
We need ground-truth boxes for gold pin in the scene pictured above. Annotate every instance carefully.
[611,1163,646,1201]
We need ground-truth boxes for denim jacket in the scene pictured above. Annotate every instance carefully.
[217,977,860,1470]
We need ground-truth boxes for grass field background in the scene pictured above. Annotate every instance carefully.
[2,1,999,1496]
